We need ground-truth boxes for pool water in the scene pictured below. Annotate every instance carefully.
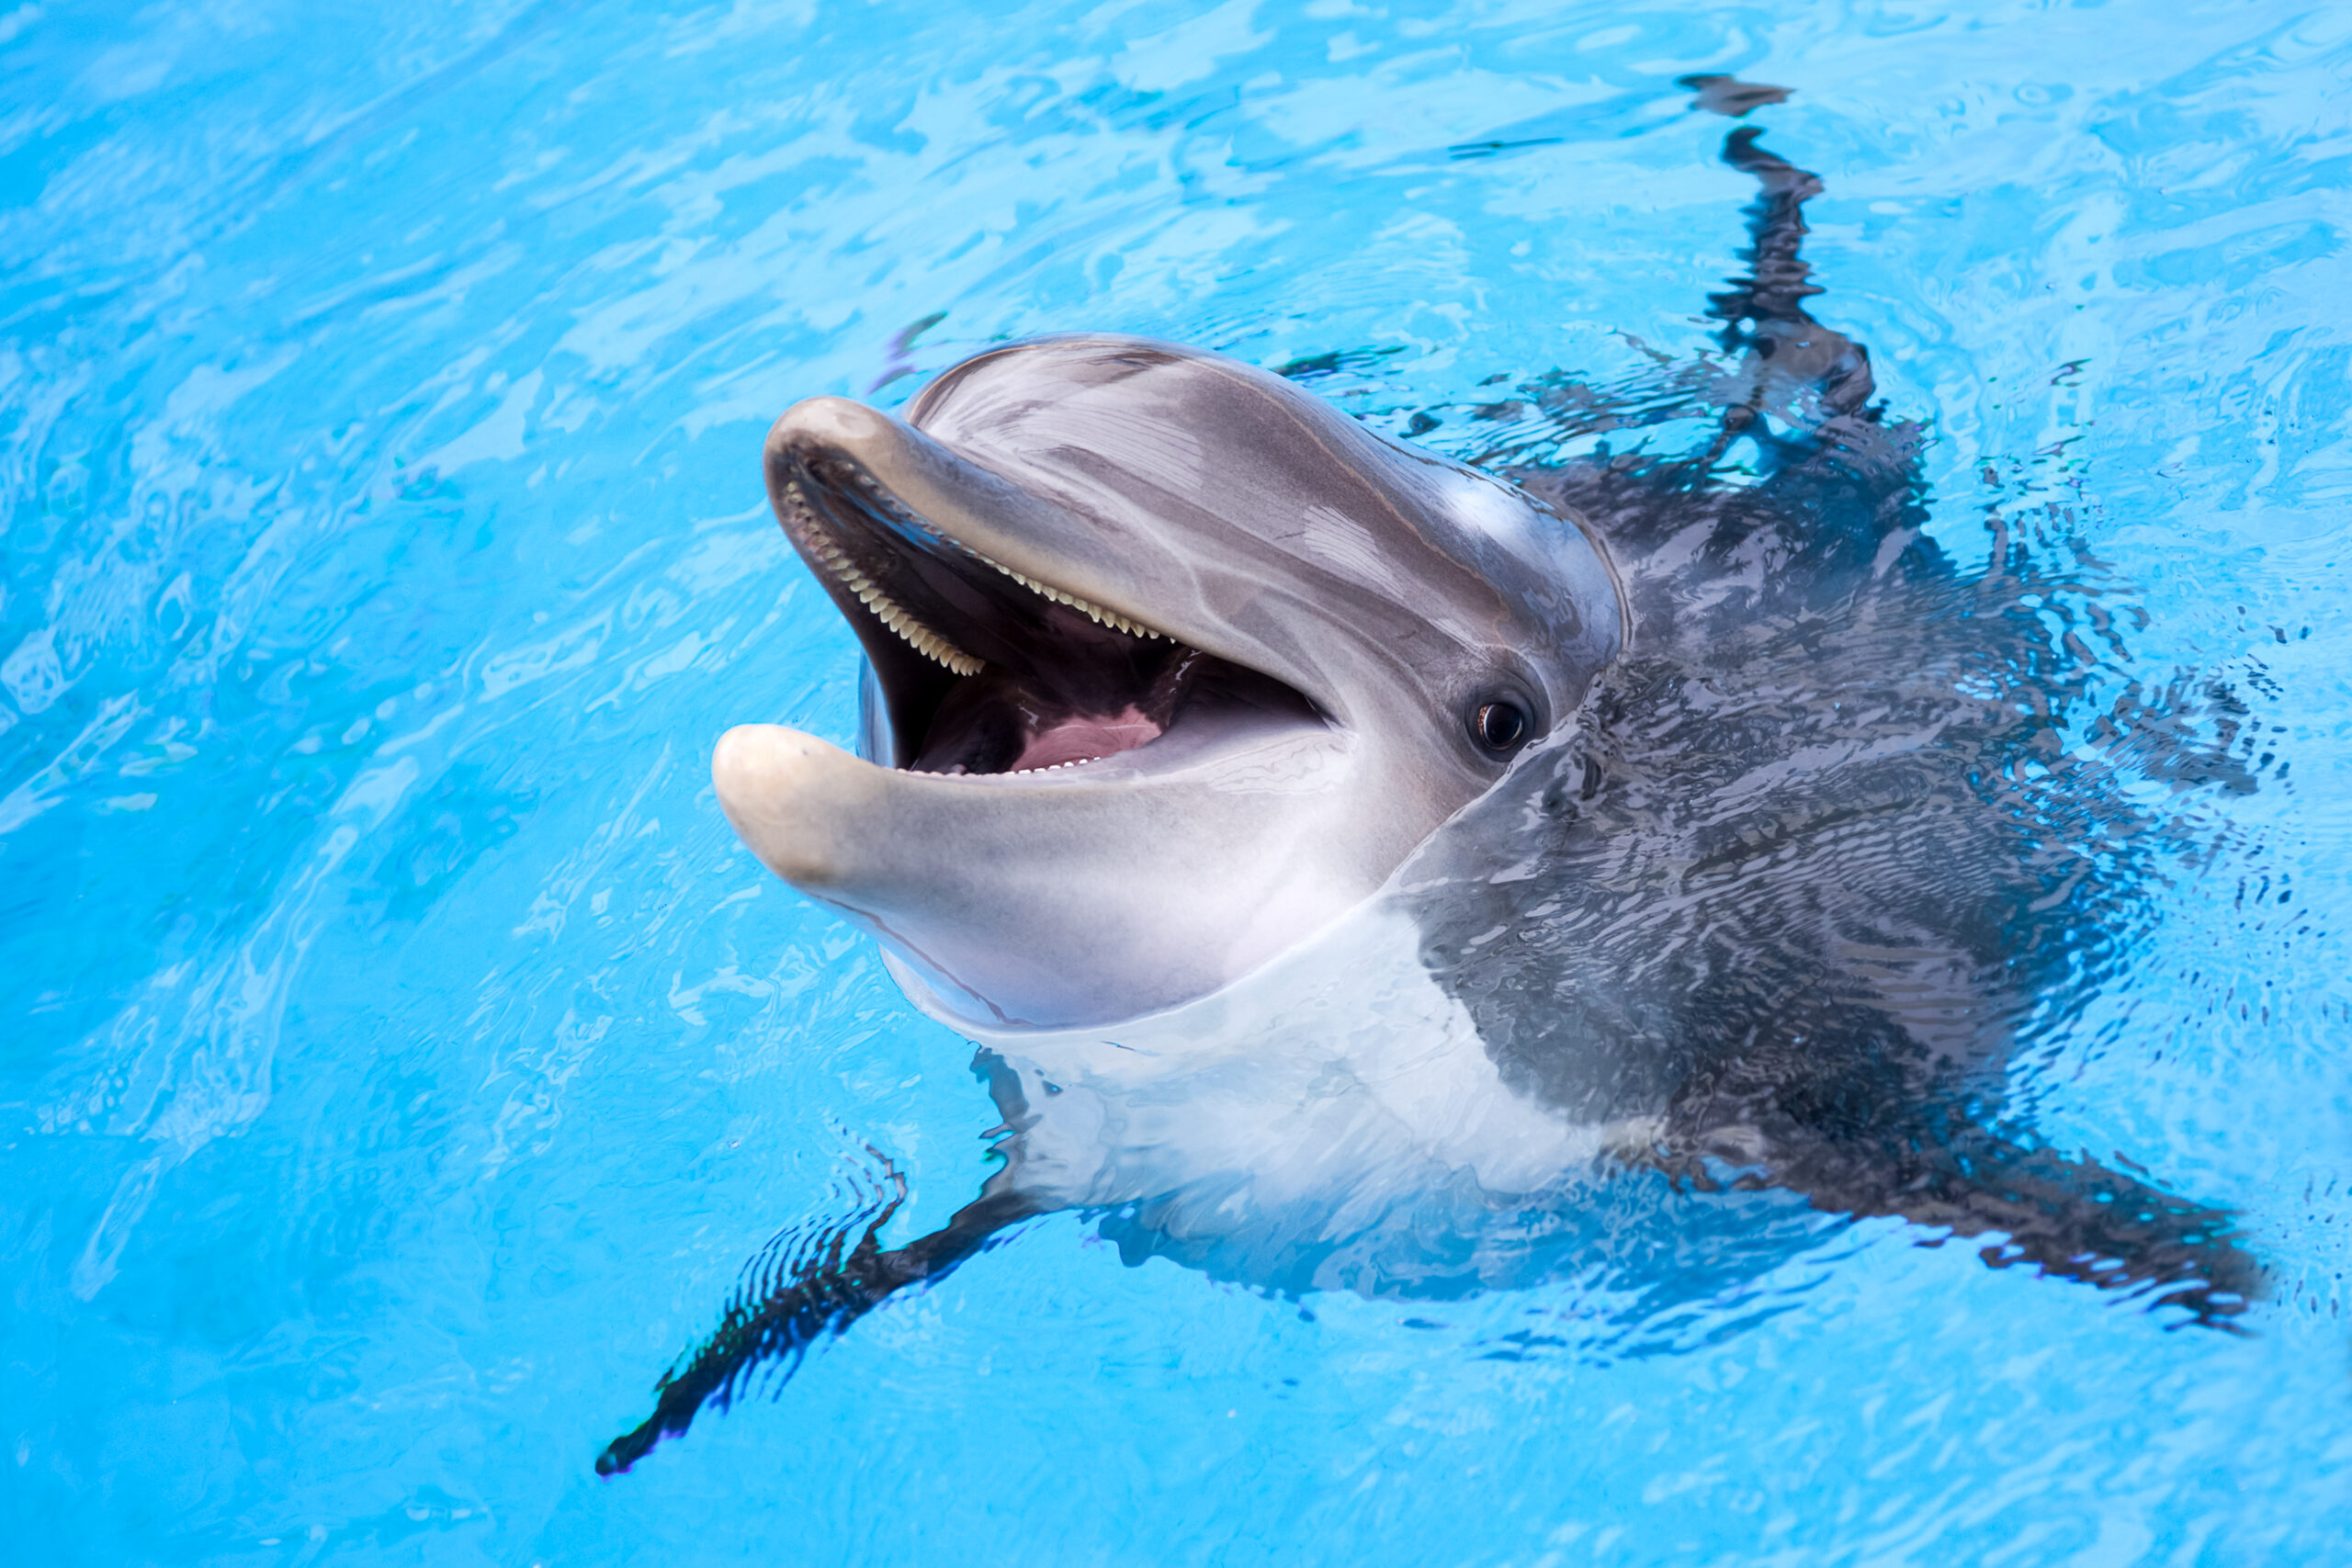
[5,1,2348,1562]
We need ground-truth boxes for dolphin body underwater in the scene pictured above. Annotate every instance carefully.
[599,126,2259,1473]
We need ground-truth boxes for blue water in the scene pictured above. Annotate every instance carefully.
[5,1,2349,1561]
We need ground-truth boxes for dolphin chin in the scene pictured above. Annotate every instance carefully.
[716,334,1623,1029]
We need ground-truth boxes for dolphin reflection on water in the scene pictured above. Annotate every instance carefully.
[599,126,2260,1473]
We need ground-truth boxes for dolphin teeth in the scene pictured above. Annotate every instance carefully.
[967,551,1170,642]
[781,494,985,677]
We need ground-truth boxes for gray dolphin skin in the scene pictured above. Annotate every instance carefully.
[712,334,1622,1028]
[599,118,2258,1476]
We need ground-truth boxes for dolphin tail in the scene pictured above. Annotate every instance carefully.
[1659,1119,2259,1328]
[596,1175,1039,1474]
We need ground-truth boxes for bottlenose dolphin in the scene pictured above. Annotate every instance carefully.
[598,124,2257,1475]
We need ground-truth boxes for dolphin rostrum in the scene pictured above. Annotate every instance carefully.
[599,122,2258,1475]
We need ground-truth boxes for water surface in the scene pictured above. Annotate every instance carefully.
[4,1,2348,1562]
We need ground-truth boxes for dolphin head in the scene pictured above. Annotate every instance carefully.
[715,335,1623,1029]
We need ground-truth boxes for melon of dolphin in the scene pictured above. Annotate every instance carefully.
[599,125,2260,1476]
[712,335,1623,1028]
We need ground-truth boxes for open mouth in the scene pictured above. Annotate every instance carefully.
[774,451,1325,777]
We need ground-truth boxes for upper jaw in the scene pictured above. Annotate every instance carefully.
[763,397,1340,778]
[763,395,1351,727]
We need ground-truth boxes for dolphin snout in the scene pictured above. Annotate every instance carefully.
[712,723,885,889]
[760,393,1033,544]
[765,395,896,462]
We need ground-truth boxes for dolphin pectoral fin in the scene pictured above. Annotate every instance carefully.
[597,1177,1044,1475]
[1658,1121,2259,1329]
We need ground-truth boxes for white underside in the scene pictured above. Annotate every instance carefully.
[894,898,1661,1240]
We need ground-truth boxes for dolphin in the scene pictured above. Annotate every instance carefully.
[597,124,2258,1475]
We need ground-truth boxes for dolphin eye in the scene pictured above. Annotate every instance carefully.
[1471,699,1530,753]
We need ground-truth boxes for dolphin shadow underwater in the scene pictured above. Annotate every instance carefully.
[598,126,2262,1474]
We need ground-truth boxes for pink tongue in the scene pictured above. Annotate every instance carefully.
[1010,706,1164,771]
